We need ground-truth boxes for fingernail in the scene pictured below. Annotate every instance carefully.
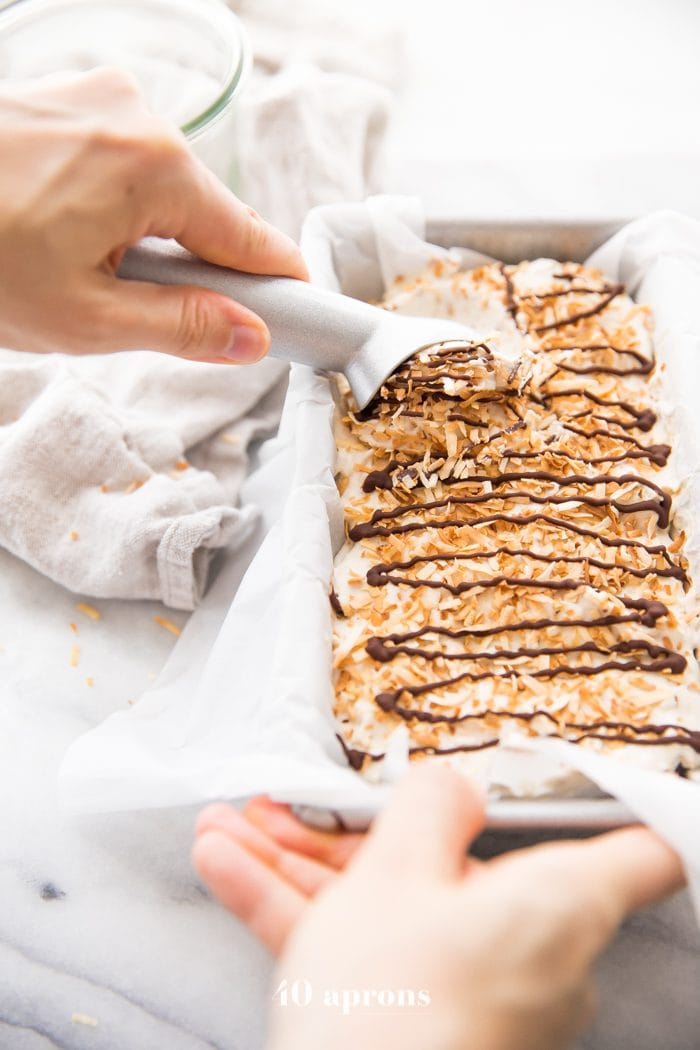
[220,324,269,364]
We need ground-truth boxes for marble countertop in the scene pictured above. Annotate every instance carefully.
[4,1,700,1046]
[0,542,274,1050]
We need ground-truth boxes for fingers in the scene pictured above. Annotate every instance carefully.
[2,66,308,365]
[565,827,685,918]
[74,67,308,282]
[194,802,344,956]
[489,826,684,957]
[145,153,308,282]
[244,797,364,870]
[93,276,270,363]
[100,151,309,361]
[195,803,338,897]
[192,828,302,954]
[357,764,486,882]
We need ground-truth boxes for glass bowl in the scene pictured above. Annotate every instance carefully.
[0,0,251,186]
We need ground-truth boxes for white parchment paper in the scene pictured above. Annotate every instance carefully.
[60,200,700,914]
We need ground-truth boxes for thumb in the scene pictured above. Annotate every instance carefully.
[95,276,270,363]
[355,764,486,882]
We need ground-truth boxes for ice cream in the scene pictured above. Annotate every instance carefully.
[331,256,700,795]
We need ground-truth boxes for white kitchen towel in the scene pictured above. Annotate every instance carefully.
[0,350,288,609]
[0,2,400,609]
[232,0,399,239]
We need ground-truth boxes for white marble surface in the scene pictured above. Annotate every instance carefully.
[0,538,275,1050]
[3,1,700,1047]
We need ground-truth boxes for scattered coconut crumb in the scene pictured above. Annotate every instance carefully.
[124,479,145,494]
[175,459,189,471]
[69,622,78,635]
[154,615,182,637]
[220,431,241,445]
[70,531,79,542]
[69,644,80,668]
[71,1012,98,1027]
[100,483,109,494]
[76,602,101,621]
[85,676,94,688]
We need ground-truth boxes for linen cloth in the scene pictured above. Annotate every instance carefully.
[0,1,400,608]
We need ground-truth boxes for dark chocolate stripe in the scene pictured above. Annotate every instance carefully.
[368,601,668,653]
[518,285,618,301]
[534,284,624,331]
[552,359,654,377]
[501,445,670,467]
[560,422,665,455]
[375,646,687,715]
[539,344,653,369]
[336,267,694,775]
[349,511,677,569]
[364,547,685,598]
[368,636,679,668]
[370,469,670,527]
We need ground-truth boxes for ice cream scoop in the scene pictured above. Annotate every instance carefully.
[119,237,486,409]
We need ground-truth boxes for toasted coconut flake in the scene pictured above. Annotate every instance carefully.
[154,615,182,637]
[331,257,700,785]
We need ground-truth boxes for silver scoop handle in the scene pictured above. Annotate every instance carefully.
[119,237,380,373]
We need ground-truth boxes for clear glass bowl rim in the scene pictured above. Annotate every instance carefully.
[0,0,251,136]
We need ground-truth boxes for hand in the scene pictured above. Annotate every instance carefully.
[192,766,684,1050]
[0,68,307,363]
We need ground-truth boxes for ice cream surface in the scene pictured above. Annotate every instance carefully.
[331,257,700,796]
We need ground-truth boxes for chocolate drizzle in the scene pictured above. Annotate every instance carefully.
[534,388,656,432]
[534,284,624,331]
[333,259,698,774]
[519,284,620,301]
[539,342,654,366]
[500,263,521,330]
[363,469,671,526]
[553,359,654,377]
[365,547,686,596]
[367,601,669,656]
[367,610,673,663]
[559,423,667,459]
[356,342,500,422]
[373,646,686,715]
[329,587,345,617]
[502,444,671,468]
[349,510,678,567]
